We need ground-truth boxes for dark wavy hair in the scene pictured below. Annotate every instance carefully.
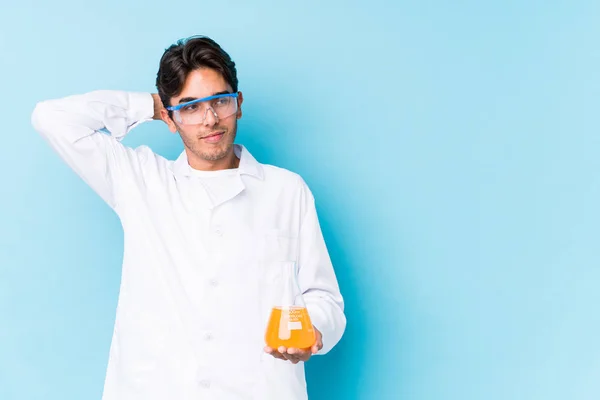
[156,36,238,115]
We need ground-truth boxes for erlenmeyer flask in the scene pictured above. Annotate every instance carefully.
[265,262,316,350]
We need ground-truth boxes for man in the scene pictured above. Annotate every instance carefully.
[31,36,346,399]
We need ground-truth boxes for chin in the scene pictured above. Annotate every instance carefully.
[199,146,232,162]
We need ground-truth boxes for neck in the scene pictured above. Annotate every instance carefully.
[186,148,240,171]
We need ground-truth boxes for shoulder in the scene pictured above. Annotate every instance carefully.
[258,163,315,205]
[261,164,308,189]
[121,144,172,178]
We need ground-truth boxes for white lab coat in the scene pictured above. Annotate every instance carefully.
[31,91,346,399]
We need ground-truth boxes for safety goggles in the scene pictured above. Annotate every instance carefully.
[166,93,239,125]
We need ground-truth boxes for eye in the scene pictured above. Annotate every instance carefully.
[182,103,198,112]
[214,97,231,107]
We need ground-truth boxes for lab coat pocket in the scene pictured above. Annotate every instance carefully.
[260,229,297,305]
[262,229,298,264]
[261,260,295,305]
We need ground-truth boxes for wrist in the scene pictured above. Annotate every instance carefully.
[151,93,164,120]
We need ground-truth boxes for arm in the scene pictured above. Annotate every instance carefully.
[31,91,164,209]
[263,180,346,363]
[297,183,347,356]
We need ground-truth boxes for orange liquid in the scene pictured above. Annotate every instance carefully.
[265,306,316,349]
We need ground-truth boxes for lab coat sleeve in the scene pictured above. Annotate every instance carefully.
[31,90,155,209]
[297,181,346,355]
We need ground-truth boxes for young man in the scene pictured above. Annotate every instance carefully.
[31,36,345,399]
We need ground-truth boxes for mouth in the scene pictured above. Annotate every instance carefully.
[201,131,225,143]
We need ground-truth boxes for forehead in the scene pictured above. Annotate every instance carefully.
[174,68,231,102]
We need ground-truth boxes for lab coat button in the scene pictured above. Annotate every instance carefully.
[199,380,211,389]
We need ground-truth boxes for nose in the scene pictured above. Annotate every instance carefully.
[203,107,219,127]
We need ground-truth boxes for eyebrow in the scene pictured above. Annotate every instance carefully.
[178,91,232,104]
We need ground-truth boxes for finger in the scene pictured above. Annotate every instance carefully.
[284,347,306,363]
[311,340,323,354]
[312,330,324,354]
[278,346,291,360]
[288,347,306,357]
[287,353,303,364]
[264,346,286,360]
[286,347,300,364]
[277,346,296,362]
[270,351,288,360]
[289,348,311,363]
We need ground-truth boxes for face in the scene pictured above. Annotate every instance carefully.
[161,68,243,169]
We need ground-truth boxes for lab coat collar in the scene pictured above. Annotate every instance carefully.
[170,144,264,180]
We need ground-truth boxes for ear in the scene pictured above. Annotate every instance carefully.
[236,91,244,120]
[160,109,179,134]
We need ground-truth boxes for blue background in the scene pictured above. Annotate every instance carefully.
[1,0,600,399]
